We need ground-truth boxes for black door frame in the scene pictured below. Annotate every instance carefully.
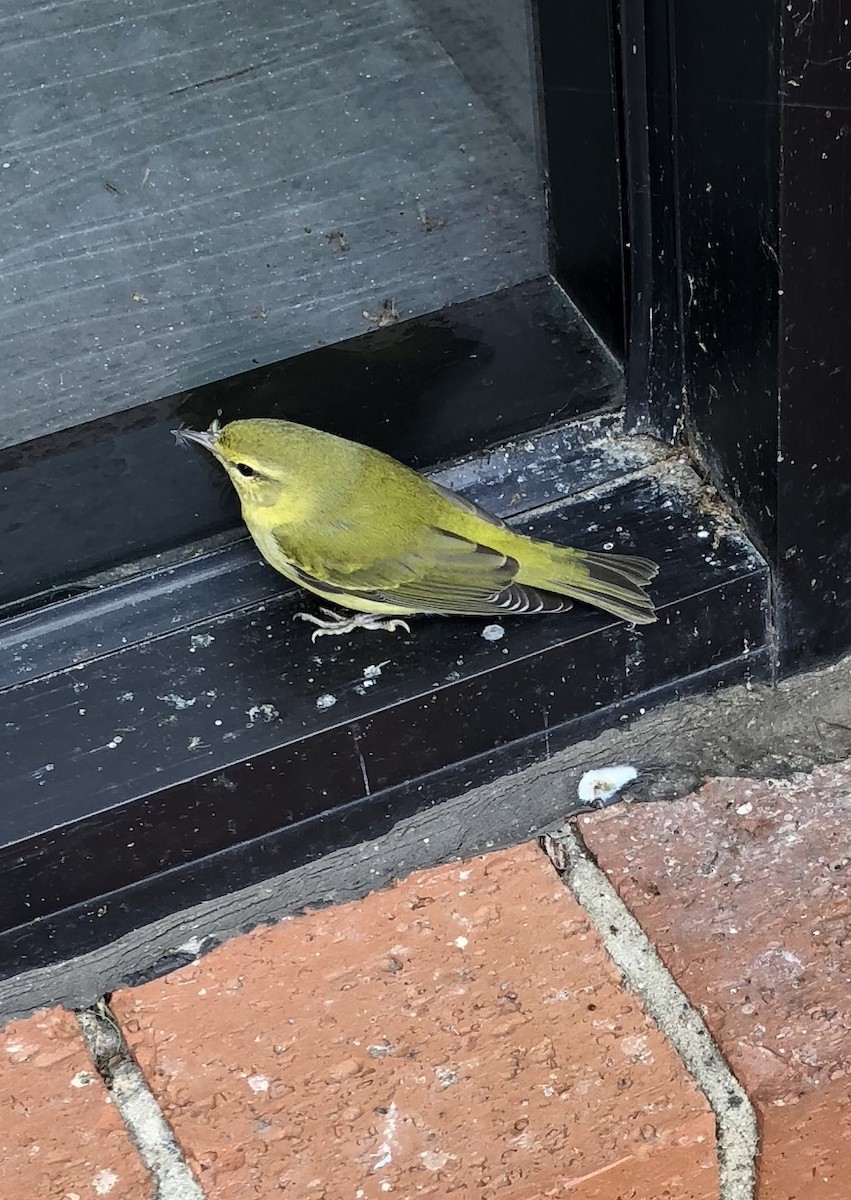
[2,0,849,974]
[619,0,851,669]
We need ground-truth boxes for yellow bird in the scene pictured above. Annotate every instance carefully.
[175,419,658,640]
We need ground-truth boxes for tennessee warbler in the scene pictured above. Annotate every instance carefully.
[175,418,658,639]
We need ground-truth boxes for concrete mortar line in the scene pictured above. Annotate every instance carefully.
[77,1001,206,1200]
[539,825,758,1200]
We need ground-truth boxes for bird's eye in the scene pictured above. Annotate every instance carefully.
[234,462,257,478]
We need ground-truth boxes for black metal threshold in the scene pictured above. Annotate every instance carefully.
[1,413,770,976]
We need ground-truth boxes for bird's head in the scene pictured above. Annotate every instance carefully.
[174,418,293,508]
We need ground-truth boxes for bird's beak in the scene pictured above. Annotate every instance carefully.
[172,424,222,454]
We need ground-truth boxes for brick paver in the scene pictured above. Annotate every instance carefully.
[11,768,849,1199]
[112,844,717,1200]
[0,1007,151,1200]
[580,765,851,1200]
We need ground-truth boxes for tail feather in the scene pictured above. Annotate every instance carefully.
[540,548,659,625]
[581,550,659,587]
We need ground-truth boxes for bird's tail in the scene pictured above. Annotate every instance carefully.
[535,546,659,625]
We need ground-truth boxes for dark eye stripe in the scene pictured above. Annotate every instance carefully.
[234,462,257,478]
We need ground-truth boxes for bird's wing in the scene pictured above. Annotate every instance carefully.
[430,481,508,528]
[284,524,572,616]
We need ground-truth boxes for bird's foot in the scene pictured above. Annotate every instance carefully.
[295,607,411,643]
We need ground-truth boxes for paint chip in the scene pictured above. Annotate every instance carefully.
[246,704,279,723]
[158,693,196,710]
[577,765,638,805]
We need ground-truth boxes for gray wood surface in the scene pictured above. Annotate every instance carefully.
[0,0,545,448]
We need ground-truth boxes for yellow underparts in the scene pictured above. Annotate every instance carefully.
[249,524,417,616]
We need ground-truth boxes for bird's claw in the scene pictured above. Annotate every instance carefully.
[295,608,411,642]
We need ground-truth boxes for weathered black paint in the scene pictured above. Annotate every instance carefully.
[0,418,769,971]
[667,0,851,667]
[673,0,780,552]
[775,8,851,663]
[620,0,684,439]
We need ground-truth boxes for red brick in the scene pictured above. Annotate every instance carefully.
[112,844,716,1200]
[580,764,851,1200]
[0,1007,151,1200]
